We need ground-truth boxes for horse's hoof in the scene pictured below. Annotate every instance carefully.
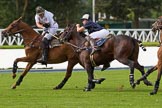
[12,74,16,79]
[135,80,140,85]
[83,87,91,91]
[53,86,61,90]
[91,84,95,89]
[144,80,153,86]
[92,78,106,84]
[150,92,156,95]
[11,85,16,89]
[97,78,106,84]
[150,90,157,95]
[131,83,136,89]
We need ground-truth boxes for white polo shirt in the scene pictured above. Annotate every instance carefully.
[35,10,56,28]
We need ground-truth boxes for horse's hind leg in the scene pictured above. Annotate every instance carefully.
[135,63,155,86]
[116,58,136,88]
[54,61,77,90]
[136,66,157,84]
[11,62,35,89]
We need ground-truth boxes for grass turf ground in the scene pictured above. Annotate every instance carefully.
[0,69,162,108]
[0,42,159,49]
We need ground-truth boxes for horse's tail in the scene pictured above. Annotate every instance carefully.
[135,39,146,51]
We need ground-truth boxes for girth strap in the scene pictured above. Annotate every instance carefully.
[90,54,97,67]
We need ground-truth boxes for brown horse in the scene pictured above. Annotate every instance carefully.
[136,17,162,95]
[60,24,153,91]
[1,17,104,90]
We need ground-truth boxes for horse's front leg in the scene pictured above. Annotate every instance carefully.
[84,65,95,91]
[11,62,35,89]
[12,61,18,79]
[12,57,32,79]
[135,66,157,85]
[150,67,162,95]
[54,61,77,89]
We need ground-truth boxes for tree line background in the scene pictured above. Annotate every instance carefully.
[0,0,162,28]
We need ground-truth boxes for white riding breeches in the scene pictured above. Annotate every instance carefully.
[44,23,59,40]
[89,29,109,39]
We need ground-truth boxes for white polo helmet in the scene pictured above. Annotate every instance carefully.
[81,14,90,20]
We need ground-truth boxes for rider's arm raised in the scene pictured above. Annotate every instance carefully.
[76,24,85,32]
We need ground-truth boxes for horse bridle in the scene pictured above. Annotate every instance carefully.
[61,24,88,52]
[152,19,162,31]
[61,24,76,42]
[2,21,42,47]
[152,18,162,44]
[2,21,25,40]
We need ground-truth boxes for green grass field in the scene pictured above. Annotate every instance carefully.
[0,69,162,108]
[0,42,159,49]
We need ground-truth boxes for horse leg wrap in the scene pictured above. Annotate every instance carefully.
[16,75,24,86]
[84,79,93,91]
[154,80,160,94]
[129,74,134,85]
[56,78,68,89]
[13,62,18,73]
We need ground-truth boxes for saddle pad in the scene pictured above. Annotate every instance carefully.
[49,39,62,48]
[96,38,108,47]
[96,34,113,47]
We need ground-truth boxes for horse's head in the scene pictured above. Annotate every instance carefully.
[60,24,77,42]
[1,17,24,37]
[152,17,162,32]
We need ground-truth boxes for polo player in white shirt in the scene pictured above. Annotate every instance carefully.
[35,6,58,65]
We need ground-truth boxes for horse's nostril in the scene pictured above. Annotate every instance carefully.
[1,31,5,35]
[1,31,8,37]
[1,31,4,34]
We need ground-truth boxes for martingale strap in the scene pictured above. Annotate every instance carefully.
[90,54,97,67]
[89,35,114,67]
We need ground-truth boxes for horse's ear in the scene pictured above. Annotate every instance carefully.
[73,23,76,26]
[17,16,23,22]
[66,23,70,27]
[158,16,162,18]
[72,23,76,27]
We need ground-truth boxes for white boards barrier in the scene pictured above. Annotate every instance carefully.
[0,28,160,46]
[0,47,158,70]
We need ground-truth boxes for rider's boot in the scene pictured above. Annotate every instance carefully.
[85,36,100,55]
[89,38,100,54]
[37,38,49,65]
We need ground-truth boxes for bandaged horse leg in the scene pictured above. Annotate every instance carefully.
[85,36,100,54]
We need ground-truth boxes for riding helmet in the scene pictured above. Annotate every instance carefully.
[36,6,45,14]
[81,14,90,20]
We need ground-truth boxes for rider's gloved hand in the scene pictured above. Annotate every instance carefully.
[43,27,48,33]
[43,23,50,28]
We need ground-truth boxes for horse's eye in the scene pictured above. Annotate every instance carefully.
[12,24,16,27]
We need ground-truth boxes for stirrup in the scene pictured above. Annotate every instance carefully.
[37,58,47,66]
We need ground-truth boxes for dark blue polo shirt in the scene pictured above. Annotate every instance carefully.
[83,21,103,34]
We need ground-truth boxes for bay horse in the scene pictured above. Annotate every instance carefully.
[135,17,162,95]
[1,17,104,90]
[60,24,153,91]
